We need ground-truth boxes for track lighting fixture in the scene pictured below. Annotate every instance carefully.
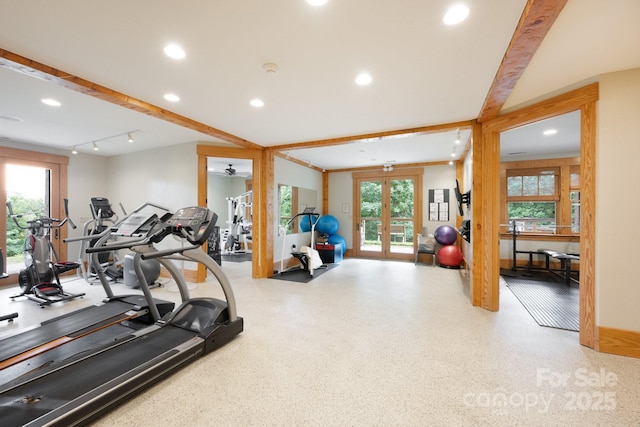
[69,129,139,153]
[455,129,461,144]
[383,164,394,172]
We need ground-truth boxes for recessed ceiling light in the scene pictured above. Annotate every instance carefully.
[164,93,180,102]
[41,98,61,107]
[543,129,558,136]
[164,44,186,59]
[443,4,470,25]
[0,115,23,122]
[250,98,265,108]
[355,73,372,86]
[306,0,328,6]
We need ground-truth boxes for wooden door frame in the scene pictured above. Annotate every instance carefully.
[197,145,267,280]
[352,168,423,261]
[0,147,69,285]
[473,83,598,348]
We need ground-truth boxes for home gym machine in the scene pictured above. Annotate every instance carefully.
[223,190,253,254]
[77,197,123,283]
[0,205,243,426]
[6,199,84,307]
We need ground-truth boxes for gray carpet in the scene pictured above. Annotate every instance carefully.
[503,274,579,332]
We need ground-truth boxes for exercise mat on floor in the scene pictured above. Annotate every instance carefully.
[503,273,579,332]
[221,253,252,263]
[271,264,337,283]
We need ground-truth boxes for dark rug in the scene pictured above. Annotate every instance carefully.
[502,271,579,332]
[221,253,252,263]
[270,263,337,283]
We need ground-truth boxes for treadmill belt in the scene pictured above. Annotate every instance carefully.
[0,298,147,362]
[0,326,199,426]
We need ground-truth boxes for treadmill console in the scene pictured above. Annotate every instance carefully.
[164,207,218,245]
[90,197,116,219]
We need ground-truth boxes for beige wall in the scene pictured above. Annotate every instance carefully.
[596,68,640,330]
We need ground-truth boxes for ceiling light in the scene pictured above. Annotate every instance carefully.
[92,142,99,151]
[41,98,61,107]
[455,129,461,144]
[443,4,470,25]
[250,98,265,108]
[451,151,456,157]
[449,160,454,165]
[164,93,180,102]
[164,44,186,59]
[71,146,78,155]
[355,73,372,86]
[127,133,134,143]
[306,0,328,6]
[263,63,279,74]
[543,129,558,136]
[0,114,23,122]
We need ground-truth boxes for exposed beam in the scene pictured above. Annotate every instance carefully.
[0,48,262,150]
[273,120,473,152]
[477,0,568,123]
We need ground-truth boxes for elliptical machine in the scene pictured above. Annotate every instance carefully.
[6,199,85,307]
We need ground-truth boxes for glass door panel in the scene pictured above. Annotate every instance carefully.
[359,180,382,254]
[5,164,50,275]
[389,178,414,254]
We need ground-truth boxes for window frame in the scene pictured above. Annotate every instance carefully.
[500,158,579,237]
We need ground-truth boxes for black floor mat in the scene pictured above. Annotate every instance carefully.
[270,264,337,283]
[221,253,252,263]
[503,272,579,332]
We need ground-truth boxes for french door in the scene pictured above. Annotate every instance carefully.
[1,148,67,281]
[353,168,422,260]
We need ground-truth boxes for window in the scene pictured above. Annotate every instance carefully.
[506,167,559,233]
[502,161,579,236]
[570,165,580,233]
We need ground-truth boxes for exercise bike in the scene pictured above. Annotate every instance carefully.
[6,199,85,307]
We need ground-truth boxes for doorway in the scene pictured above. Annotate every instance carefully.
[0,148,68,283]
[353,168,423,260]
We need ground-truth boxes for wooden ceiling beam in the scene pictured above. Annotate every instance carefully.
[0,48,262,150]
[273,120,473,152]
[477,0,568,123]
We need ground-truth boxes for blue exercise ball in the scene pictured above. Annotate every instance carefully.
[434,225,458,246]
[299,215,313,232]
[316,215,339,235]
[327,234,347,255]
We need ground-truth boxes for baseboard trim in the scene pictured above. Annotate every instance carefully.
[160,266,198,283]
[597,326,640,359]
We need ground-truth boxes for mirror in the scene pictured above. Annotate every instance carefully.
[278,184,318,233]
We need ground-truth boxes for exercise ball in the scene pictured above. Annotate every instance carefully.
[327,234,347,255]
[434,225,458,246]
[299,215,313,232]
[316,215,339,235]
[437,245,463,268]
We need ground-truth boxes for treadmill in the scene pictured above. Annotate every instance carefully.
[0,205,243,426]
[0,204,176,384]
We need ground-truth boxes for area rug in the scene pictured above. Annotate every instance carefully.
[221,253,252,263]
[270,263,337,283]
[503,273,579,332]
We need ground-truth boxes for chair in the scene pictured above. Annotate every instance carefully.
[415,233,437,266]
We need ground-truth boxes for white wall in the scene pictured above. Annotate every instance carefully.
[107,142,198,212]
[596,68,640,330]
[422,165,458,235]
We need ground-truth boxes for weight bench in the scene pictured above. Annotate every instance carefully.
[537,249,580,285]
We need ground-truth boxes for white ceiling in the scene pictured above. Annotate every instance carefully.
[1,0,639,170]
